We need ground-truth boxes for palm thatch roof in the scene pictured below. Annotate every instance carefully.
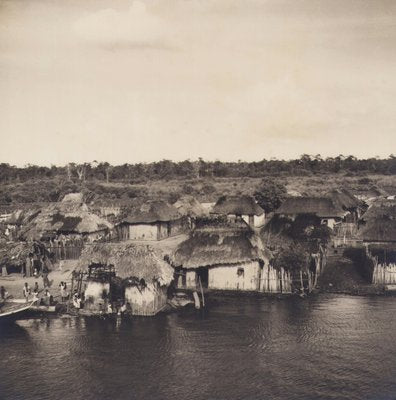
[19,202,113,241]
[358,200,396,242]
[7,206,42,226]
[122,200,182,224]
[211,195,264,216]
[172,223,267,269]
[0,240,47,266]
[75,242,174,285]
[326,188,364,210]
[173,196,207,218]
[275,197,345,218]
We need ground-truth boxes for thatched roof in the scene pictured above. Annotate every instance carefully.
[172,224,266,269]
[326,188,364,210]
[20,202,113,240]
[173,196,207,218]
[211,195,264,216]
[7,207,42,226]
[76,242,174,285]
[275,197,345,218]
[122,200,182,224]
[61,193,84,204]
[358,200,396,242]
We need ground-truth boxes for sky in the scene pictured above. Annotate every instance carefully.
[0,0,396,166]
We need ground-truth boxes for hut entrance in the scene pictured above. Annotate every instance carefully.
[196,267,208,288]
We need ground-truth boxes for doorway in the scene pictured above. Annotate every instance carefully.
[196,267,209,288]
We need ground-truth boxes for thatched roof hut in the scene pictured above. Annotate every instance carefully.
[76,242,174,286]
[211,195,264,216]
[122,200,182,224]
[20,202,113,241]
[275,197,345,218]
[358,200,396,243]
[172,222,266,269]
[326,188,365,211]
[173,196,207,218]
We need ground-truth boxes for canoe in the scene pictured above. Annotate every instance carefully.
[0,301,34,323]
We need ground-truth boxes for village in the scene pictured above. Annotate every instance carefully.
[1,186,395,320]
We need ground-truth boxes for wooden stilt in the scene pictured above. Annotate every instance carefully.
[198,276,205,308]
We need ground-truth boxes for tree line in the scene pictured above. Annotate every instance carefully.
[0,155,395,184]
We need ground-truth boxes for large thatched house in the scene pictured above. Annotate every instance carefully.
[211,195,265,228]
[117,200,184,241]
[76,242,174,315]
[172,221,290,293]
[275,197,345,229]
[19,201,113,243]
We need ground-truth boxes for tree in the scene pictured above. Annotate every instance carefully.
[254,178,287,213]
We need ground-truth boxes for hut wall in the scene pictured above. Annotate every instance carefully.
[254,214,265,227]
[129,224,159,241]
[208,261,261,291]
[259,264,292,293]
[124,283,168,316]
[157,222,169,240]
[84,281,110,311]
[186,270,197,289]
[169,219,185,237]
[117,224,130,241]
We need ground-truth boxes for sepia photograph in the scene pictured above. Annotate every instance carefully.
[1,1,396,399]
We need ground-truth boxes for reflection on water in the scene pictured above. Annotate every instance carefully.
[1,294,396,400]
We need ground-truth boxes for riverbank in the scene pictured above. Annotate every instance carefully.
[0,261,75,302]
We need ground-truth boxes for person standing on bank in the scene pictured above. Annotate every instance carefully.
[23,282,31,302]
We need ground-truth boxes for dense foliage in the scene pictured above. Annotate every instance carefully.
[254,178,287,213]
[0,155,395,184]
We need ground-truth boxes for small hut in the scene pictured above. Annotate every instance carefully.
[357,201,396,284]
[76,242,174,315]
[275,197,345,229]
[171,221,287,292]
[117,200,184,241]
[211,195,265,228]
[173,195,207,230]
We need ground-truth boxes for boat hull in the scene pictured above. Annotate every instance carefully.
[0,301,34,324]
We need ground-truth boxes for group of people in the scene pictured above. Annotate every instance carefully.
[23,281,52,306]
[24,252,51,286]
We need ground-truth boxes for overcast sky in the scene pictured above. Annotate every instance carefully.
[1,0,395,166]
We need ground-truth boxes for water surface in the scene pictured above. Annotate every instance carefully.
[1,294,396,400]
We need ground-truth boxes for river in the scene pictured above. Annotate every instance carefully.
[1,294,396,400]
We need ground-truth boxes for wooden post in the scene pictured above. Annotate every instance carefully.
[67,274,74,313]
[198,276,205,308]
